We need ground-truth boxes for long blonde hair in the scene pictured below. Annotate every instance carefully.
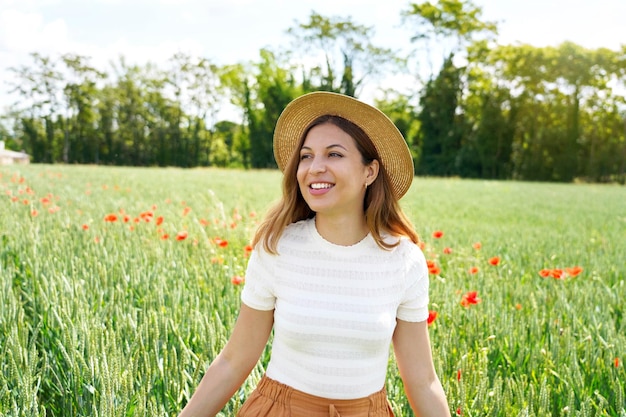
[252,115,418,254]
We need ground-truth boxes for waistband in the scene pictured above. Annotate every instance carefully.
[254,375,390,413]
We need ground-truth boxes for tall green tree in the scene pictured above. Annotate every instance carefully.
[8,53,64,162]
[248,50,298,168]
[164,53,223,167]
[402,0,498,176]
[60,53,106,163]
[459,41,515,179]
[287,11,402,96]
[108,58,154,165]
[220,63,253,168]
[416,55,465,175]
[401,0,497,80]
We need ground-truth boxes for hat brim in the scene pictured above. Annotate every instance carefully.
[273,91,414,199]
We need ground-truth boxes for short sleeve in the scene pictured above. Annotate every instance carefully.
[396,244,429,322]
[241,247,276,311]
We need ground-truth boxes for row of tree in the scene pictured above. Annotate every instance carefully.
[1,0,625,183]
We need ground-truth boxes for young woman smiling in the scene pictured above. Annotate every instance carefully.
[178,92,450,417]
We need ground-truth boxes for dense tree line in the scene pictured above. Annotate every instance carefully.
[1,0,625,183]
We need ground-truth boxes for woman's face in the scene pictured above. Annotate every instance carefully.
[296,122,378,218]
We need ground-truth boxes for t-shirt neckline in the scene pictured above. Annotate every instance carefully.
[307,217,373,251]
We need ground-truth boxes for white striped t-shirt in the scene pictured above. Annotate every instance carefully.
[241,217,429,399]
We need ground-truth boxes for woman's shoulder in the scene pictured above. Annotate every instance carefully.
[383,233,426,261]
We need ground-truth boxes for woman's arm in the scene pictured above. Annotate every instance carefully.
[392,319,451,417]
[178,304,274,417]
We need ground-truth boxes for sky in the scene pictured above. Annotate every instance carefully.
[1,0,625,113]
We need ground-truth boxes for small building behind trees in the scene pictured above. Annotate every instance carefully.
[0,141,30,165]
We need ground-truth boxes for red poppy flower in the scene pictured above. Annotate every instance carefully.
[515,303,522,310]
[472,242,482,250]
[443,247,452,254]
[460,291,481,307]
[156,216,164,226]
[457,369,462,381]
[565,266,583,277]
[231,275,245,285]
[615,357,620,368]
[426,260,441,275]
[429,265,441,275]
[550,269,564,279]
[427,311,438,326]
[31,209,38,217]
[539,269,551,278]
[214,237,228,248]
[488,256,500,266]
[432,230,444,239]
[175,231,188,241]
[104,213,118,222]
[161,233,169,240]
[182,207,192,216]
[468,266,479,274]
[82,224,89,231]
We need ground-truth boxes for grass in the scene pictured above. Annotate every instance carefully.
[0,164,624,417]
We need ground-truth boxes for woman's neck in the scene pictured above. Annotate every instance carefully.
[314,214,369,246]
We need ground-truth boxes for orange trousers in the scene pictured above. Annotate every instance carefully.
[237,375,395,417]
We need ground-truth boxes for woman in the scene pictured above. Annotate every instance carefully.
[178,92,450,416]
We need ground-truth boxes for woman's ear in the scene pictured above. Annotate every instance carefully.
[366,159,380,185]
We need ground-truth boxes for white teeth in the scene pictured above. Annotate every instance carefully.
[310,183,333,189]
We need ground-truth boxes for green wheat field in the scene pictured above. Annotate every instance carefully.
[1,164,624,416]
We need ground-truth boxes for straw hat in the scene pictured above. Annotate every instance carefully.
[273,91,414,199]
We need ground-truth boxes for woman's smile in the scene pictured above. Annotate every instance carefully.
[309,182,334,195]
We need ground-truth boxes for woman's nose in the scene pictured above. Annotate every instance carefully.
[309,156,327,173]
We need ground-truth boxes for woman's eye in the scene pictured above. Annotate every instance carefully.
[329,152,343,158]
[300,154,312,160]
